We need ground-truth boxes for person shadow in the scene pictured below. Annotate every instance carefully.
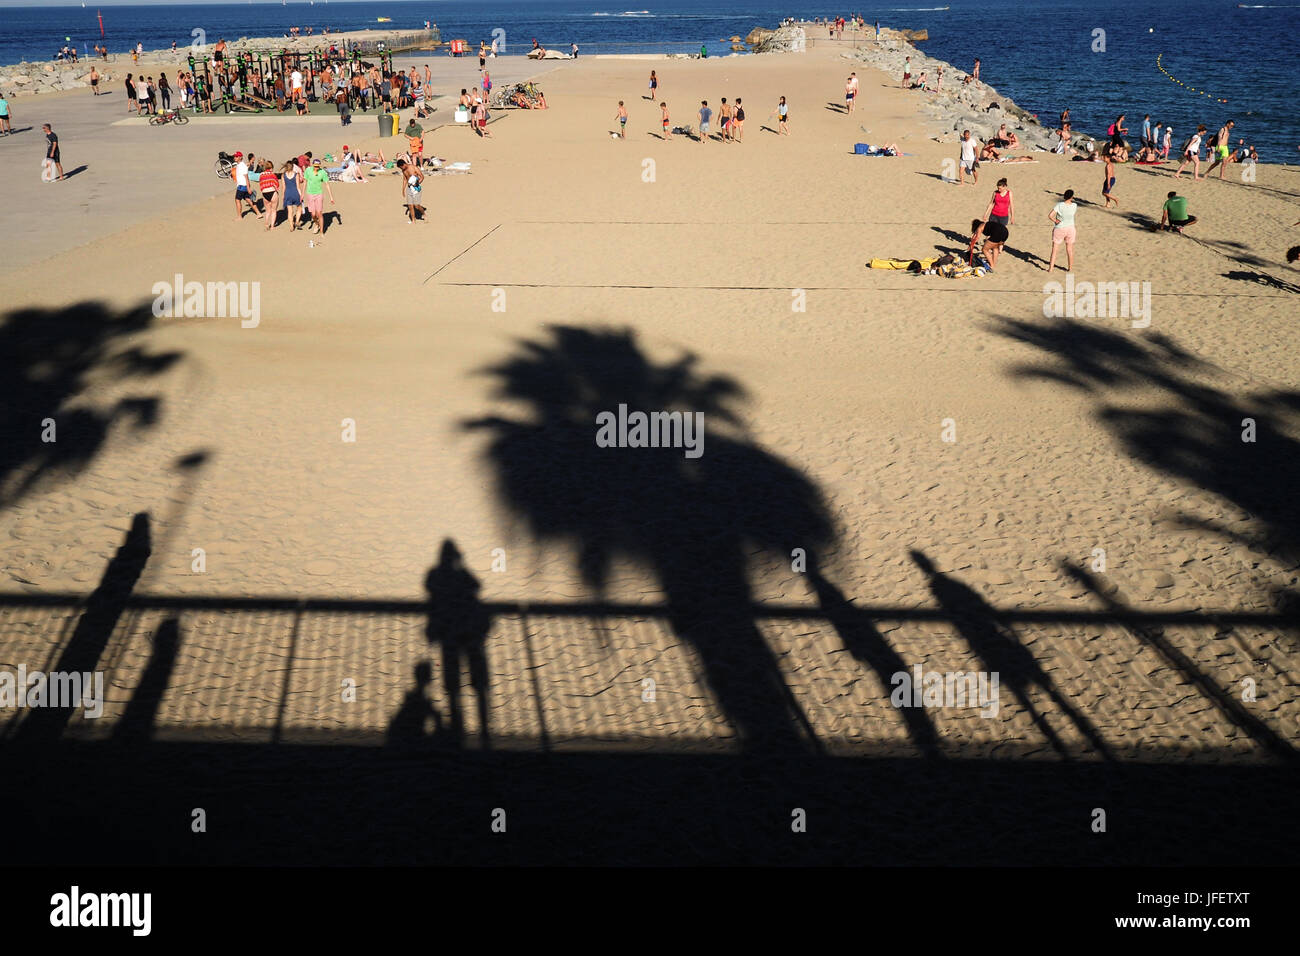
[424,539,492,750]
[910,550,1113,760]
[385,661,446,748]
[805,559,942,758]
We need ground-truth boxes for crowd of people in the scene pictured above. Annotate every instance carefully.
[232,149,335,233]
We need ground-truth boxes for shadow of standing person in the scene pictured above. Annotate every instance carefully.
[425,540,492,749]
[909,550,1113,761]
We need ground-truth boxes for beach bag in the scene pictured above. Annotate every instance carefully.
[41,158,56,182]
[854,143,870,154]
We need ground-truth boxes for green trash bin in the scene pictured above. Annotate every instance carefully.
[378,111,396,137]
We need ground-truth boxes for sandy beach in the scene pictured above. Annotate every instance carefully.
[1,35,1297,863]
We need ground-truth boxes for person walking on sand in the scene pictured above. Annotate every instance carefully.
[1162,124,1172,160]
[984,177,1015,227]
[1101,150,1118,208]
[0,94,11,135]
[958,129,978,186]
[41,124,64,181]
[901,56,912,89]
[89,66,100,96]
[614,100,627,139]
[303,157,334,234]
[648,70,658,101]
[698,100,712,143]
[777,95,789,135]
[1108,114,1127,149]
[660,101,672,140]
[845,72,859,113]
[396,158,425,223]
[1046,189,1078,273]
[233,151,259,219]
[1204,120,1236,179]
[258,159,280,231]
[125,73,137,113]
[280,159,303,231]
[733,97,745,142]
[1174,125,1206,179]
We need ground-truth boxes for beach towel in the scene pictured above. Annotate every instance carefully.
[869,256,937,271]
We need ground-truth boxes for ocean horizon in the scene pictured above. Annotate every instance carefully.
[1,1,1297,158]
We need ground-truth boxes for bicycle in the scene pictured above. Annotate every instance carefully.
[149,109,189,126]
[214,151,235,178]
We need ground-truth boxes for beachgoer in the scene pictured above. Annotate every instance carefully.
[1102,152,1117,208]
[396,158,425,223]
[614,100,627,139]
[984,178,1014,226]
[0,94,11,134]
[1204,120,1236,179]
[846,72,859,113]
[719,98,731,141]
[258,160,280,230]
[970,218,1008,270]
[649,70,658,100]
[1162,125,1172,160]
[1173,125,1206,180]
[1109,114,1127,149]
[733,97,745,142]
[281,159,302,230]
[1046,189,1077,273]
[959,129,978,185]
[660,101,672,140]
[90,66,100,96]
[42,123,64,181]
[972,58,981,81]
[777,95,788,135]
[475,99,491,137]
[233,151,258,219]
[1141,115,1152,149]
[1159,190,1197,233]
[303,157,334,233]
[698,100,711,143]
[901,56,911,89]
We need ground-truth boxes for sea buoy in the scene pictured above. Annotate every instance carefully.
[1148,28,1153,32]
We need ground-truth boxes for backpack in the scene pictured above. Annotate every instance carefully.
[1107,123,1115,136]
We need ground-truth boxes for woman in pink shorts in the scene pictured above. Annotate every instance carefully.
[1046,188,1077,273]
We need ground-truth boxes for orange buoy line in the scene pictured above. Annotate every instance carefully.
[1156,53,1229,103]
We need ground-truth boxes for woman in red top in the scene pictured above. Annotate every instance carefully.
[258,160,280,230]
[983,177,1014,226]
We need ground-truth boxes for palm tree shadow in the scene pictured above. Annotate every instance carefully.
[463,325,836,754]
[910,550,1113,760]
[0,300,181,509]
[805,558,942,757]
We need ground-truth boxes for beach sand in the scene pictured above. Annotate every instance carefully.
[1,39,1297,797]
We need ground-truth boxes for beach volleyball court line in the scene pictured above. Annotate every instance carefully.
[422,222,504,285]
[436,281,1292,299]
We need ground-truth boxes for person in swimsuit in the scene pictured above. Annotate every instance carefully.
[969,218,1008,270]
[1046,189,1078,273]
[660,101,671,140]
[258,160,280,230]
[649,70,658,100]
[733,98,745,142]
[1101,151,1118,207]
[719,98,731,141]
[777,95,788,135]
[396,158,425,223]
[1174,125,1206,180]
[984,178,1014,227]
[845,72,858,113]
[1204,120,1236,179]
[614,100,627,139]
[280,159,303,230]
[1109,114,1127,149]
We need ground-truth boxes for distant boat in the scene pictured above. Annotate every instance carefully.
[377,17,392,22]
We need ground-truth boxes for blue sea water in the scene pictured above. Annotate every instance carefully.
[1,1,1296,158]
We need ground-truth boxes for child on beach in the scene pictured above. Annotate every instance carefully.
[1102,151,1117,208]
[698,100,712,143]
[1162,125,1172,160]
[777,96,789,135]
[1046,189,1077,273]
[660,102,671,140]
[615,100,627,139]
